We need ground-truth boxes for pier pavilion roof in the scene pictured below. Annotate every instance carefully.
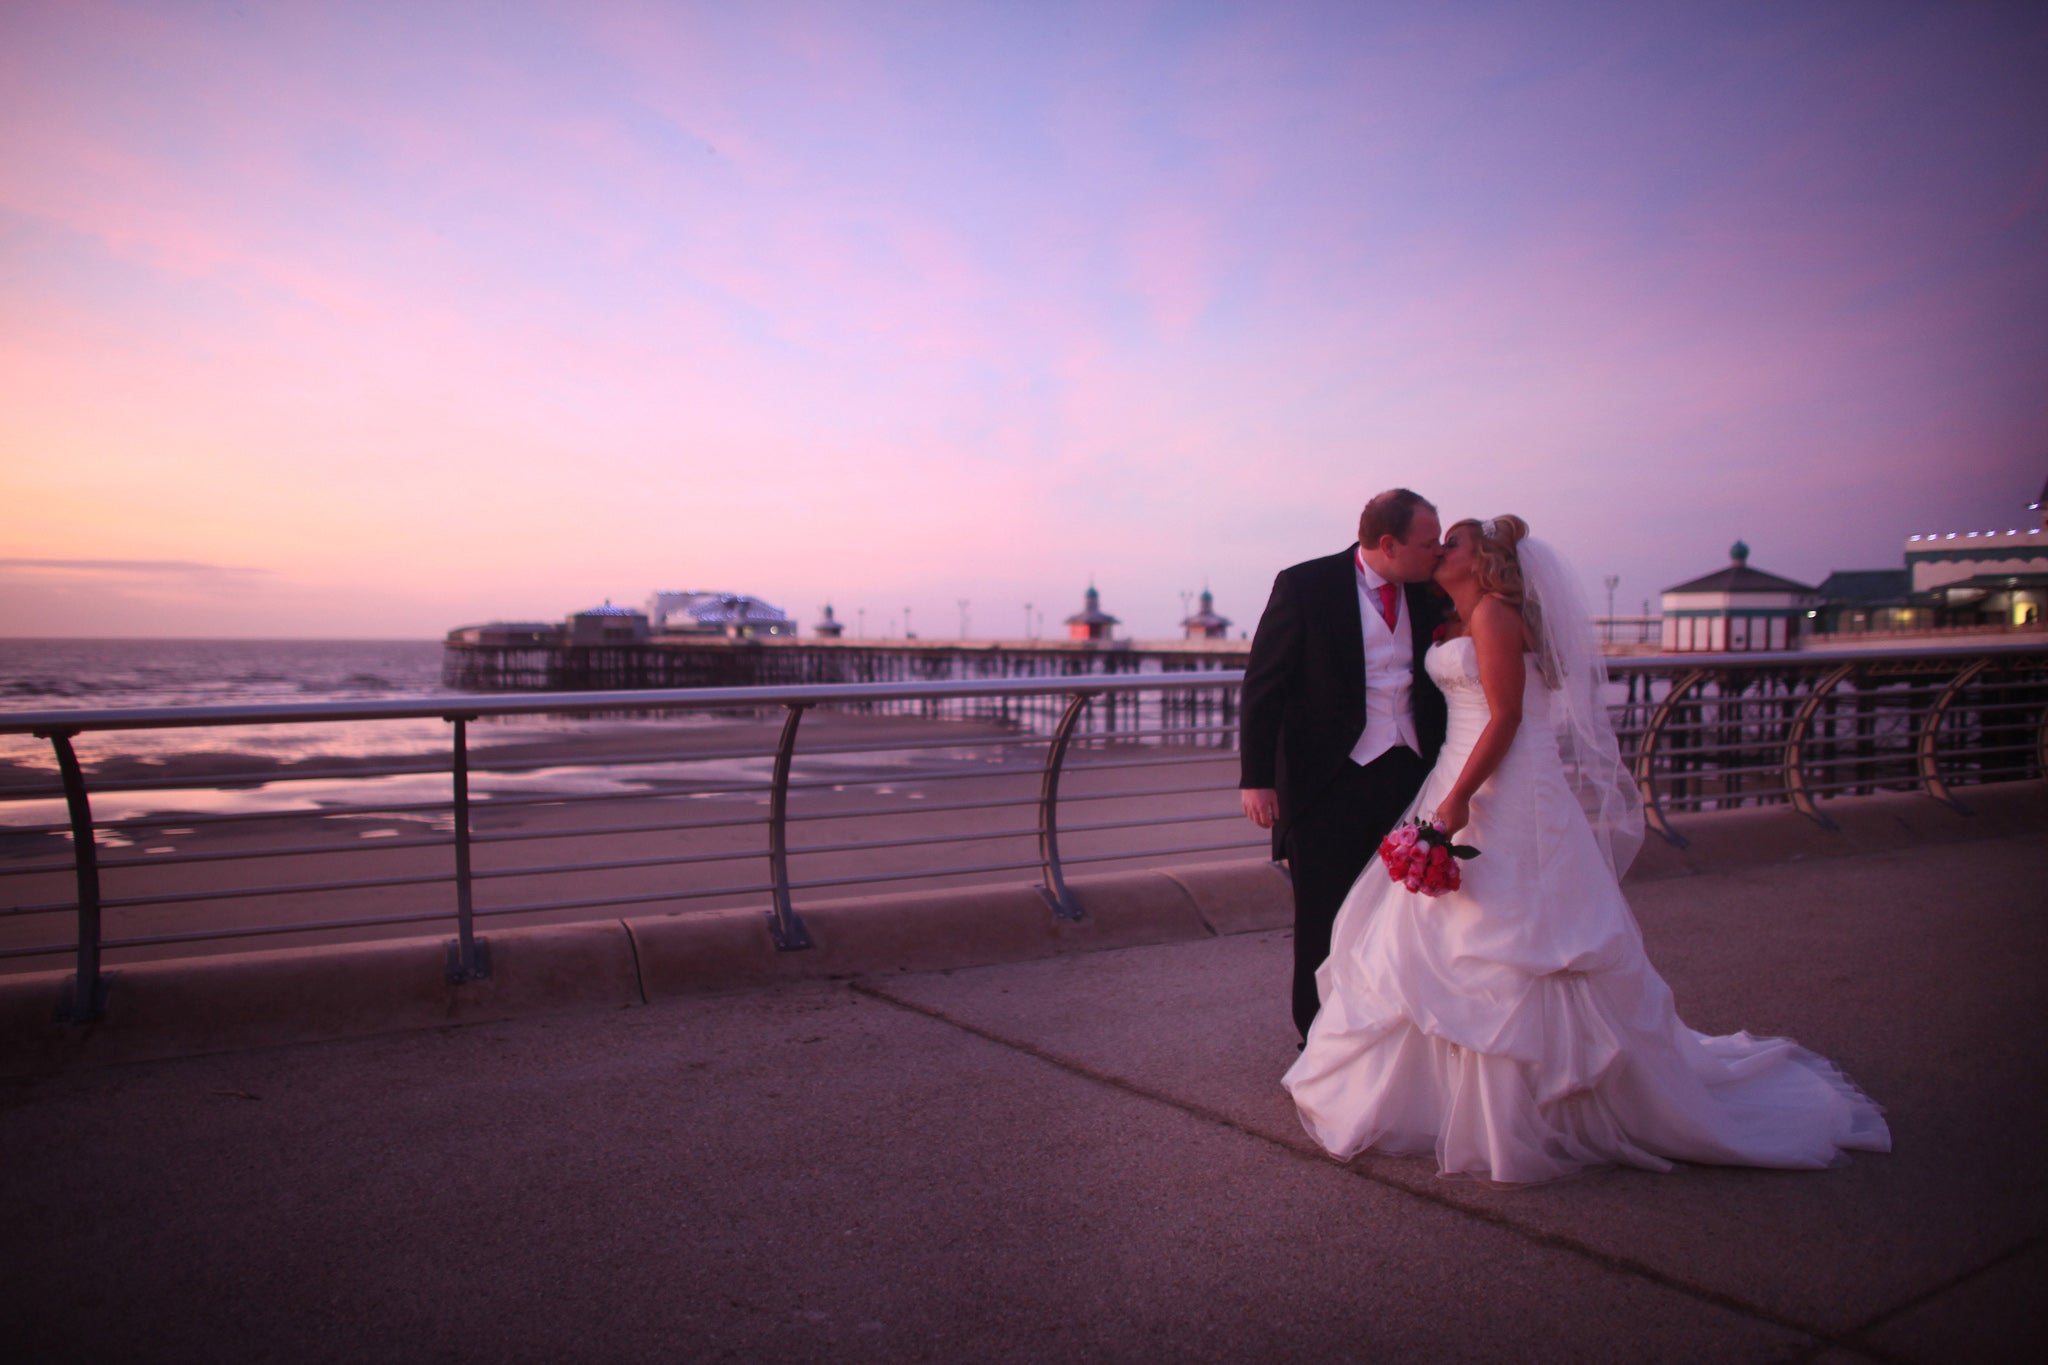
[1817,569,1911,606]
[1179,587,1231,632]
[1064,584,1119,627]
[1665,542,1817,596]
[650,591,795,636]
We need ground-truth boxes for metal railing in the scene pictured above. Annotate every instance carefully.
[3,642,2042,1024]
[0,674,1250,1021]
[1605,640,2047,846]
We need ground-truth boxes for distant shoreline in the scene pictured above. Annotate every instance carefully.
[0,635,446,644]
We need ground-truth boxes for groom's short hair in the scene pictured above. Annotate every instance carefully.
[1359,489,1436,548]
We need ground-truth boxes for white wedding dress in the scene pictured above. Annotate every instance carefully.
[1282,635,1891,1184]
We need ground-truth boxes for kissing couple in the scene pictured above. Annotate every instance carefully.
[1238,488,1889,1185]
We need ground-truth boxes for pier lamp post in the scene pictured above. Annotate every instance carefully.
[857,607,866,638]
[904,605,913,639]
[1024,602,1033,640]
[1604,575,1620,643]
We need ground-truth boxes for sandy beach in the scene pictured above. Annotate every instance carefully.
[1,711,1255,974]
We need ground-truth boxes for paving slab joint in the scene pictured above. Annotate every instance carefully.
[1832,1231,2043,1357]
[1156,858,1294,936]
[852,975,1859,1357]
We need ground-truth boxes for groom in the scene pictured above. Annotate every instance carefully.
[1240,488,1450,1041]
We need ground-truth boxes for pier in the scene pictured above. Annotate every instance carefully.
[442,635,1252,735]
[442,635,1250,692]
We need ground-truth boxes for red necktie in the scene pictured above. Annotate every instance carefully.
[1377,583,1399,631]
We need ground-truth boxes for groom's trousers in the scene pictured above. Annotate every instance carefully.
[1284,744,1430,1039]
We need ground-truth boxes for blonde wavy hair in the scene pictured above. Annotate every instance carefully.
[1448,514,1531,605]
[1450,514,1557,678]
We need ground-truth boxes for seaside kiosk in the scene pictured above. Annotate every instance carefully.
[1179,587,1232,640]
[1660,542,1820,653]
[1065,584,1120,642]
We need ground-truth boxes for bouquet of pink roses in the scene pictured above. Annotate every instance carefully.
[1378,818,1481,896]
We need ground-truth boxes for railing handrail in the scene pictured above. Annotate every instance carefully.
[0,670,1249,736]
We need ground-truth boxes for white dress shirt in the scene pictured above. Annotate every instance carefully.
[1350,555,1420,766]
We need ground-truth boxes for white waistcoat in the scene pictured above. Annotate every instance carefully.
[1350,562,1420,766]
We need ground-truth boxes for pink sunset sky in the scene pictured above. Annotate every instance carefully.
[2,0,2044,641]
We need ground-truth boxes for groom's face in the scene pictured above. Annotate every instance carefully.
[1384,508,1444,584]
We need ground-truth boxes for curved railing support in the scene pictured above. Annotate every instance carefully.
[1632,668,1708,849]
[1038,692,1096,921]
[444,714,490,983]
[767,703,814,950]
[36,728,106,1023]
[1782,663,1856,829]
[1918,659,1990,815]
[2038,703,2048,781]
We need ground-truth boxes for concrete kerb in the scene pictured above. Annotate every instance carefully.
[626,864,1227,999]
[1622,778,2044,882]
[0,917,644,1075]
[1161,857,1295,934]
[0,863,1247,1076]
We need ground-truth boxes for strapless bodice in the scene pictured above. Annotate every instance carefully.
[1425,636,1552,753]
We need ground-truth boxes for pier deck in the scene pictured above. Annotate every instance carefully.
[442,635,1250,692]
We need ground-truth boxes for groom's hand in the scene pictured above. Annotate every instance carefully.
[1241,788,1279,829]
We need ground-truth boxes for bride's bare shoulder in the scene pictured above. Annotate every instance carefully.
[1469,595,1530,653]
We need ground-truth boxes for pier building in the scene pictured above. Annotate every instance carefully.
[1899,481,2048,628]
[1811,478,2048,637]
[1179,587,1232,640]
[566,602,649,645]
[446,621,558,647]
[1660,542,1821,653]
[646,591,796,638]
[1064,584,1119,642]
[1814,570,1926,636]
[1904,477,2048,595]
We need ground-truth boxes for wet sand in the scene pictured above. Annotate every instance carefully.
[1,712,1255,973]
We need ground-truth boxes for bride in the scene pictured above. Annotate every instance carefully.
[1282,515,1891,1184]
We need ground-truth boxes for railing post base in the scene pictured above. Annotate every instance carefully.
[56,972,109,1025]
[765,910,814,952]
[1036,884,1086,922]
[445,937,492,984]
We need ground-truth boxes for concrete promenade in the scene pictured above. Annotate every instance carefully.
[2,787,2043,1362]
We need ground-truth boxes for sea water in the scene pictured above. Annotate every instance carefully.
[0,638,939,829]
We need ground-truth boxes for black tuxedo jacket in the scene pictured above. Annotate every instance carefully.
[1239,546,1450,856]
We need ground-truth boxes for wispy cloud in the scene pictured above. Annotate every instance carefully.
[0,560,268,577]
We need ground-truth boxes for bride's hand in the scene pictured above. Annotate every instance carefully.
[1433,793,1471,838]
